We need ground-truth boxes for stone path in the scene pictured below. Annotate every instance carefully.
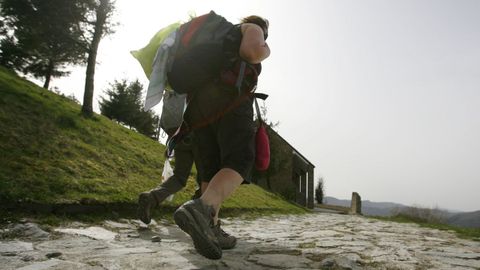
[1,212,479,269]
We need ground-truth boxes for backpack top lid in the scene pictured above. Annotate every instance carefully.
[178,11,234,51]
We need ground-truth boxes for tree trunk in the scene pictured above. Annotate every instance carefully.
[43,59,54,89]
[81,0,108,117]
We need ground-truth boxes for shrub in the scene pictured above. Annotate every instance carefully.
[391,205,447,224]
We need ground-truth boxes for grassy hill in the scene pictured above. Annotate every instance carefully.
[447,211,480,229]
[0,67,306,218]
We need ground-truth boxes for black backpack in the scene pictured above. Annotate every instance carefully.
[167,11,261,95]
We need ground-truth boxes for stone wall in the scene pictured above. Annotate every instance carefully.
[253,127,314,208]
[253,127,295,201]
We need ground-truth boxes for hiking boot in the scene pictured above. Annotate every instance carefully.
[173,199,222,260]
[137,192,156,224]
[213,220,237,250]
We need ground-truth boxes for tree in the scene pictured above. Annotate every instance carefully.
[99,79,158,139]
[315,178,325,204]
[81,0,116,117]
[134,111,159,139]
[0,0,117,115]
[0,0,89,88]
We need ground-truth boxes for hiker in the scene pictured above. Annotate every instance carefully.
[170,14,270,260]
[137,132,202,225]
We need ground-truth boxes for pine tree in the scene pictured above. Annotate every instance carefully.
[0,0,117,116]
[315,178,325,204]
[99,79,158,139]
[0,0,89,88]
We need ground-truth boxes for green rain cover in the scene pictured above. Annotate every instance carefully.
[131,22,181,79]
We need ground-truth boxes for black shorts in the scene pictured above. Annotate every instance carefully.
[185,83,255,182]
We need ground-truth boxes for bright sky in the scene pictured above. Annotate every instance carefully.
[48,0,480,212]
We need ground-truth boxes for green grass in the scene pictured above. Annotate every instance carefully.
[0,67,165,204]
[0,66,306,219]
[372,214,480,241]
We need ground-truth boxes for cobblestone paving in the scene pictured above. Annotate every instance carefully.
[1,212,479,269]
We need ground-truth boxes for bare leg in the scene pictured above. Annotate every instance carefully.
[200,168,243,224]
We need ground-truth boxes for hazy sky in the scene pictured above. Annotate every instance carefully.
[47,0,480,212]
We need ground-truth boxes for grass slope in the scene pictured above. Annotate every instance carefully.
[0,67,305,216]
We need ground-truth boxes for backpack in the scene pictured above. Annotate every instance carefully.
[159,89,186,136]
[167,11,261,95]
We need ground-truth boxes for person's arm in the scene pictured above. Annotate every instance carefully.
[239,23,270,64]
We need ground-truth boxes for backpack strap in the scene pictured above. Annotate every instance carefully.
[254,97,263,123]
[235,61,247,95]
[254,93,269,100]
[254,93,268,123]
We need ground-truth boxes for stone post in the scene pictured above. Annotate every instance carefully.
[350,192,362,215]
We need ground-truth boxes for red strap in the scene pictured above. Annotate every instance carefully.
[181,13,210,47]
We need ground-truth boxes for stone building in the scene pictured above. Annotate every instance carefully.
[253,127,315,209]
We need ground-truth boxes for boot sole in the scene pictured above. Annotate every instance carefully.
[174,207,222,260]
[137,193,152,225]
[220,238,237,250]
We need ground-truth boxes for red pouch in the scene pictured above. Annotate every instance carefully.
[255,121,270,171]
[254,97,270,171]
